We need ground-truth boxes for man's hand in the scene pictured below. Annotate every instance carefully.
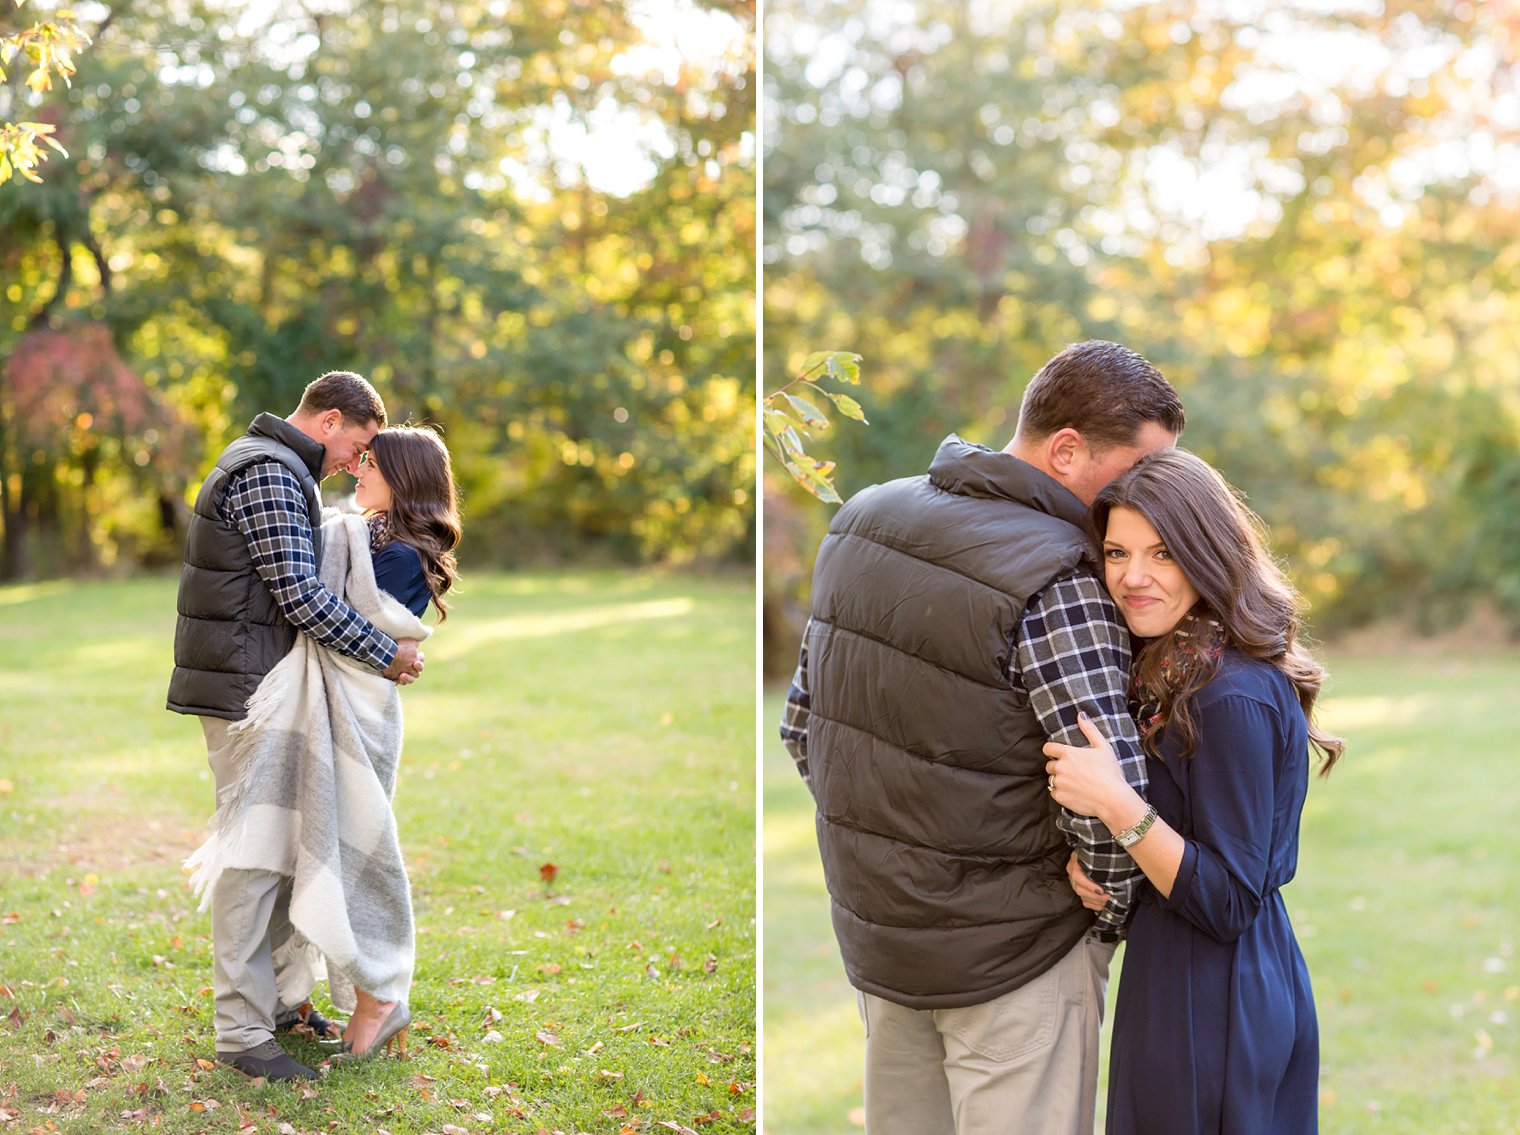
[1067,851,1111,912]
[382,638,425,685]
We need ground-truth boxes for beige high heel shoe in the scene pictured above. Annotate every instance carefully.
[342,1001,411,1059]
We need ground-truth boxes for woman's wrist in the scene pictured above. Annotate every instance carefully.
[1099,789,1149,840]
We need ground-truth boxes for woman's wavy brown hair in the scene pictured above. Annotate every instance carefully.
[1091,449,1344,776]
[366,425,462,620]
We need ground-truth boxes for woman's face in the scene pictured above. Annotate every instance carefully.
[354,449,394,513]
[1102,506,1200,638]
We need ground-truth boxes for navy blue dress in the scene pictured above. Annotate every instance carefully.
[372,540,431,618]
[1107,651,1318,1134]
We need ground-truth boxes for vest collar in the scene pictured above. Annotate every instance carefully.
[248,412,325,482]
[927,434,1090,530]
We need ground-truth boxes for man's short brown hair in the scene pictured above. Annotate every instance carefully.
[296,370,387,428]
[1016,341,1184,450]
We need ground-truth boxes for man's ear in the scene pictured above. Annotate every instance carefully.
[1045,427,1084,475]
[320,409,343,435]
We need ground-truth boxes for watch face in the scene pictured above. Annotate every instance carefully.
[1118,807,1155,846]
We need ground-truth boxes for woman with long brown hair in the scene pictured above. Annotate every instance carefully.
[338,424,462,1058]
[357,425,462,626]
[1043,448,1343,1134]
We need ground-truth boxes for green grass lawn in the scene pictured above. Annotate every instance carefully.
[761,648,1520,1135]
[0,569,756,1135]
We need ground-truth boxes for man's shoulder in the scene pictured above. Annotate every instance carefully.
[837,470,930,510]
[1028,567,1121,620]
[217,430,313,484]
[1014,569,1130,675]
[225,453,304,488]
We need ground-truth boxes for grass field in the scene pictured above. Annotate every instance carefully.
[761,648,1520,1135]
[0,569,756,1135]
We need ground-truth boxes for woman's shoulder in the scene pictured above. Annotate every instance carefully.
[373,538,423,571]
[372,539,430,617]
[1198,650,1294,714]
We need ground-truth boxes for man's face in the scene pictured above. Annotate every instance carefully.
[319,414,380,479]
[1066,420,1176,506]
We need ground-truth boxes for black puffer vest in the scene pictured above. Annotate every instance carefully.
[806,435,1099,1008]
[166,414,325,721]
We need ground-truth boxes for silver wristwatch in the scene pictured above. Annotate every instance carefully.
[1114,804,1159,848]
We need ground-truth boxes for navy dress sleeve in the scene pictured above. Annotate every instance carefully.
[1157,693,1280,943]
[371,541,432,618]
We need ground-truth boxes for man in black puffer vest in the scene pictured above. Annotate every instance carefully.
[168,371,426,1082]
[781,341,1184,1134]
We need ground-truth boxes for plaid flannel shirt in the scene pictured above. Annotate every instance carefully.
[221,461,398,671]
[780,568,1147,942]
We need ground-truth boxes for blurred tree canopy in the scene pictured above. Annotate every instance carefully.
[763,0,1520,671]
[1,0,754,579]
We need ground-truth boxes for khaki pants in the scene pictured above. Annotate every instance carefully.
[201,717,313,1053]
[859,936,1116,1135]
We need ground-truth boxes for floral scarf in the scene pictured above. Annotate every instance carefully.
[1131,610,1226,741]
[367,512,392,554]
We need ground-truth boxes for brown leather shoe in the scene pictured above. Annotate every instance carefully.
[218,1038,317,1081]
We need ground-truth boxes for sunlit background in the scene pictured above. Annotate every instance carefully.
[763,0,1520,663]
[1,0,755,578]
[761,2,1520,1133]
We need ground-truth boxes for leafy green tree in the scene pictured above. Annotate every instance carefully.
[764,0,1520,668]
[2,0,755,578]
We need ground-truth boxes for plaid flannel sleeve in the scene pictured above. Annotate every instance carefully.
[778,623,814,793]
[222,463,398,671]
[1014,570,1148,941]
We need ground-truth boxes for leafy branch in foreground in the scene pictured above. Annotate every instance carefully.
[762,350,867,504]
[0,0,91,184]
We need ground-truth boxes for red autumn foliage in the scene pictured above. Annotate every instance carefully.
[6,323,155,447]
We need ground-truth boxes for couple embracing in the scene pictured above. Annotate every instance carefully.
[781,341,1344,1134]
[166,371,462,1081]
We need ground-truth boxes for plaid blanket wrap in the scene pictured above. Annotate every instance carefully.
[185,511,431,1009]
